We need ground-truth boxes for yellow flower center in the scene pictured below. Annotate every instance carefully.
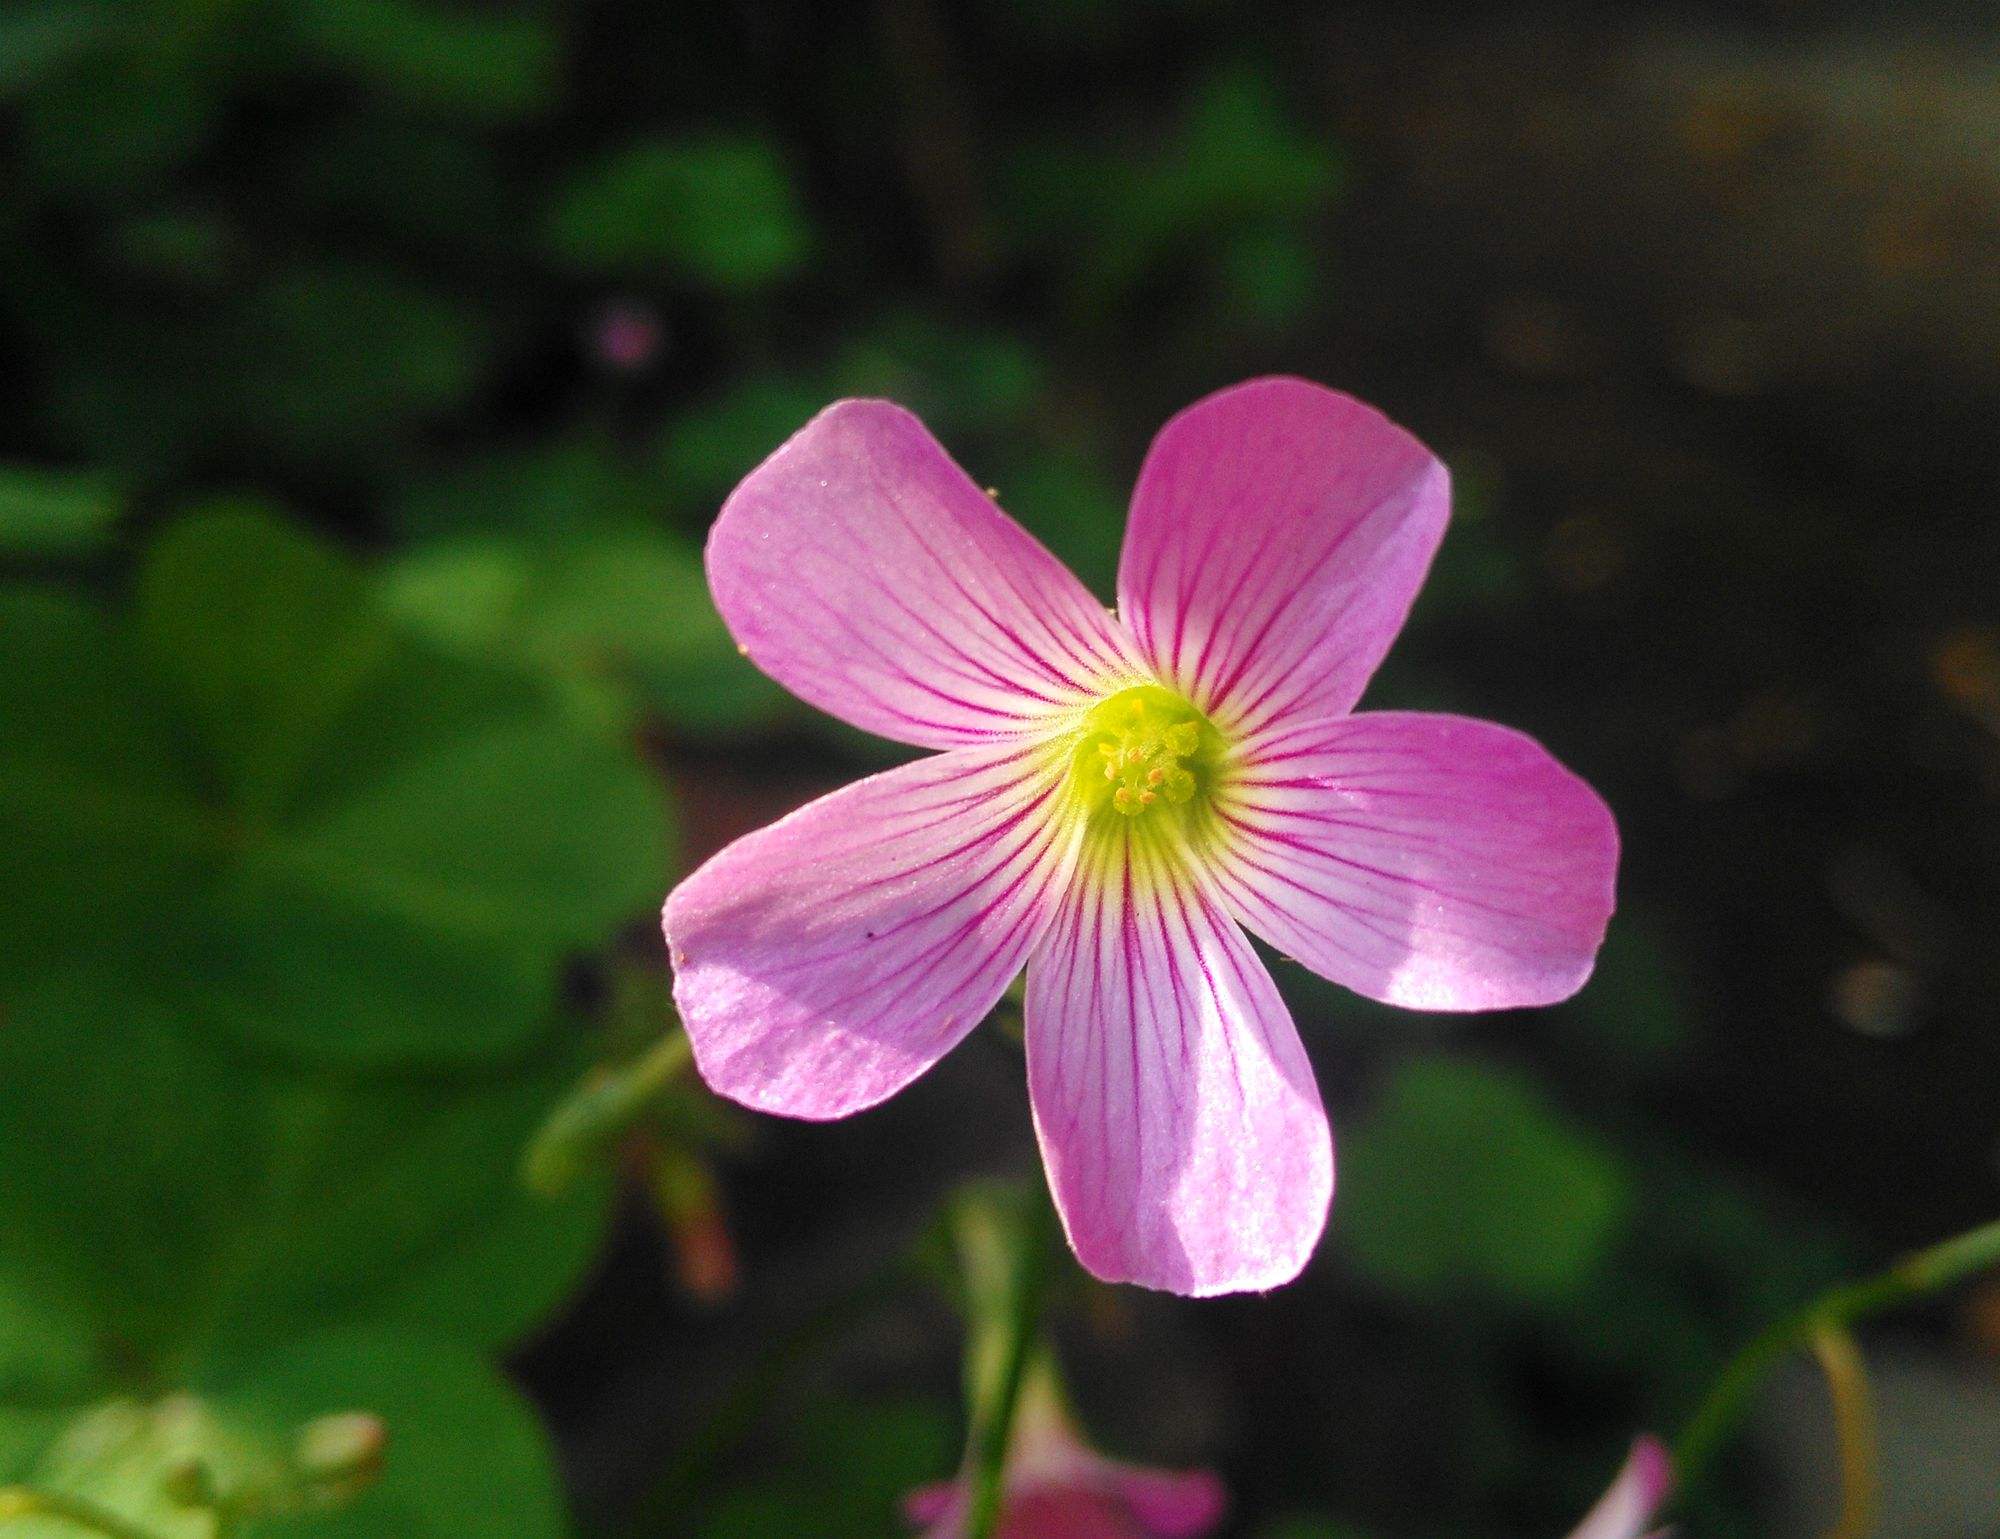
[1066,684,1222,830]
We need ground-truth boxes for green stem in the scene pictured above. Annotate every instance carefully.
[0,1486,167,1539]
[959,1188,1053,1539]
[1674,1215,2000,1488]
[521,1030,694,1197]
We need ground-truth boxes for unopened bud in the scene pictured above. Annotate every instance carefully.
[295,1412,387,1490]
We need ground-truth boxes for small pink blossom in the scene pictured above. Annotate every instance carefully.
[664,378,1619,1295]
[1567,1438,1673,1539]
[591,300,663,370]
[905,1371,1224,1539]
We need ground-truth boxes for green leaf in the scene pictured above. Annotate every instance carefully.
[545,135,811,289]
[0,4,109,98]
[5,1330,567,1539]
[0,980,610,1379]
[0,464,123,555]
[283,0,560,120]
[703,1399,953,1539]
[229,262,491,458]
[0,586,204,997]
[382,529,785,740]
[388,438,651,540]
[0,980,263,1375]
[4,512,672,1066]
[135,502,394,824]
[224,1329,568,1538]
[656,373,824,507]
[1339,1056,1633,1307]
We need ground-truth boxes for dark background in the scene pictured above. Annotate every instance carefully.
[1,2,1996,1536]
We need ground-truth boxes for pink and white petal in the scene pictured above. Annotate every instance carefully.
[1567,1438,1672,1539]
[665,743,1077,1119]
[1106,1464,1227,1537]
[1212,712,1618,1012]
[1024,834,1334,1296]
[1116,377,1450,737]
[708,399,1145,749]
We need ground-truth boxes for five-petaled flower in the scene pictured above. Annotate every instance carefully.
[663,377,1619,1295]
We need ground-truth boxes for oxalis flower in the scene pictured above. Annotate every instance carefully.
[663,377,1618,1295]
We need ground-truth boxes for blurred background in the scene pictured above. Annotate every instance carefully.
[1,2,1997,1535]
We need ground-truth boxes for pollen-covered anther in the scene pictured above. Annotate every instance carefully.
[1070,683,1218,823]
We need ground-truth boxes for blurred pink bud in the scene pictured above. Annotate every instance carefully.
[1567,1437,1672,1539]
[591,301,662,371]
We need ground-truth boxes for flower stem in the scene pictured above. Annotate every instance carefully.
[1674,1215,2000,1489]
[956,1184,1054,1539]
[521,1028,694,1197]
[0,1486,165,1539]
[1809,1325,1878,1539]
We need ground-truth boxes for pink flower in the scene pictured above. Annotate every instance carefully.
[1567,1438,1673,1539]
[904,1370,1224,1539]
[664,377,1619,1295]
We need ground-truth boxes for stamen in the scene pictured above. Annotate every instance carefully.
[1071,684,1218,823]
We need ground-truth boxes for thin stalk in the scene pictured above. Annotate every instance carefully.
[1675,1216,2000,1489]
[959,1189,1052,1539]
[1809,1325,1877,1539]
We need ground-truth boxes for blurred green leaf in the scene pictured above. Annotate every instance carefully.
[0,464,123,555]
[5,1329,566,1538]
[1002,63,1341,314]
[382,528,784,738]
[19,44,222,195]
[0,4,109,98]
[389,438,650,540]
[545,135,811,289]
[831,314,1042,435]
[0,980,610,1378]
[703,1399,953,1538]
[1,511,671,1066]
[282,0,560,120]
[987,442,1125,600]
[137,502,394,824]
[230,263,492,457]
[225,1329,568,1538]
[0,587,204,994]
[1340,1055,1633,1307]
[656,373,824,507]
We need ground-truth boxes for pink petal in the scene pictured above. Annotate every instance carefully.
[1567,1437,1672,1539]
[1212,712,1618,1011]
[904,1481,964,1527]
[707,399,1144,748]
[665,744,1077,1119]
[1116,377,1450,738]
[1024,836,1334,1295]
[1107,1465,1227,1537]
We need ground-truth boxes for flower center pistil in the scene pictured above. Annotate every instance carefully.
[1067,684,1221,827]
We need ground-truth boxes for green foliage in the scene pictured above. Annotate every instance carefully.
[1003,63,1343,317]
[1340,1055,1635,1307]
[0,507,671,1066]
[281,0,561,120]
[701,1399,954,1538]
[545,135,811,289]
[382,525,785,739]
[0,463,123,555]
